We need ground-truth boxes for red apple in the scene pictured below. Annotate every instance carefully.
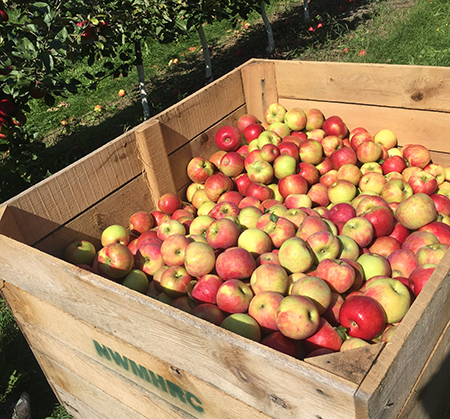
[97,243,134,279]
[215,125,242,151]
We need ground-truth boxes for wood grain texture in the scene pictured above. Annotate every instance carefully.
[0,235,358,419]
[275,60,450,112]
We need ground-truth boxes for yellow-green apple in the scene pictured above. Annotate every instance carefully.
[275,295,320,340]
[356,141,382,164]
[388,147,402,157]
[360,161,383,175]
[215,247,256,281]
[245,182,274,202]
[219,151,244,178]
[337,163,362,186]
[101,224,130,247]
[361,205,395,237]
[304,317,343,354]
[322,292,344,327]
[134,243,164,277]
[268,183,283,203]
[368,236,401,257]
[316,156,333,175]
[187,157,214,184]
[387,248,417,278]
[216,279,254,313]
[340,337,370,351]
[381,155,406,175]
[121,269,149,293]
[357,253,391,280]
[189,214,214,237]
[184,241,216,277]
[307,230,341,264]
[191,303,227,325]
[359,172,387,195]
[159,265,193,299]
[97,243,134,279]
[248,291,284,333]
[237,206,263,230]
[395,193,437,230]
[381,178,413,204]
[321,135,343,157]
[322,115,348,139]
[267,121,290,138]
[284,194,312,210]
[342,216,374,248]
[191,189,212,210]
[244,123,265,144]
[402,144,431,168]
[385,171,404,182]
[296,215,330,241]
[316,258,355,293]
[408,170,438,195]
[337,235,361,261]
[373,129,397,149]
[256,130,282,150]
[408,263,437,296]
[284,107,306,131]
[305,108,325,131]
[350,129,373,151]
[418,221,450,245]
[299,139,323,165]
[204,173,234,202]
[265,103,287,124]
[424,163,446,185]
[402,230,439,254]
[186,182,205,203]
[307,183,330,207]
[261,331,297,357]
[320,169,338,187]
[289,275,332,314]
[256,252,280,266]
[238,113,258,133]
[250,264,289,294]
[416,243,449,265]
[237,228,272,258]
[65,240,96,266]
[247,159,274,184]
[186,234,208,244]
[160,234,190,266]
[215,125,242,152]
[260,143,280,163]
[221,313,261,342]
[278,237,314,274]
[190,274,223,304]
[380,324,398,343]
[363,277,411,323]
[328,179,357,204]
[278,141,300,161]
[282,208,309,229]
[272,155,296,181]
[431,194,450,216]
[157,219,186,241]
[263,215,296,248]
[329,202,356,224]
[339,295,386,340]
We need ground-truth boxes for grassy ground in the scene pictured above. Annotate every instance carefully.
[2,0,450,417]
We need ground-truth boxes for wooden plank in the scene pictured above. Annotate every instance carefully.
[355,252,450,419]
[241,60,278,123]
[3,283,273,419]
[155,67,245,155]
[0,204,24,242]
[274,61,450,112]
[397,316,450,419]
[33,174,152,258]
[0,236,359,419]
[279,98,450,155]
[0,129,141,245]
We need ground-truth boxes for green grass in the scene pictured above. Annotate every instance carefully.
[2,0,450,417]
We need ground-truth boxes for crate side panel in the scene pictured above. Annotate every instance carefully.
[1,130,141,245]
[397,316,450,419]
[0,204,24,242]
[3,283,273,419]
[275,61,450,112]
[33,174,151,258]
[241,61,278,123]
[355,253,450,419]
[280,98,450,157]
[156,68,245,155]
[0,236,358,419]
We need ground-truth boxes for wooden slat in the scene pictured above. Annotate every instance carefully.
[355,252,450,419]
[279,98,450,155]
[0,204,24,242]
[0,235,359,419]
[241,60,278,123]
[3,283,273,419]
[275,61,450,112]
[0,129,141,245]
[397,316,450,419]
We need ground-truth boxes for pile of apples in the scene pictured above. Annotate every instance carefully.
[64,103,450,359]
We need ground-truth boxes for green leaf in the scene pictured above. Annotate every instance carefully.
[39,52,54,72]
[44,93,55,107]
[269,213,279,223]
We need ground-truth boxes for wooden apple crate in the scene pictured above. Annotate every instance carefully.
[2,59,450,419]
